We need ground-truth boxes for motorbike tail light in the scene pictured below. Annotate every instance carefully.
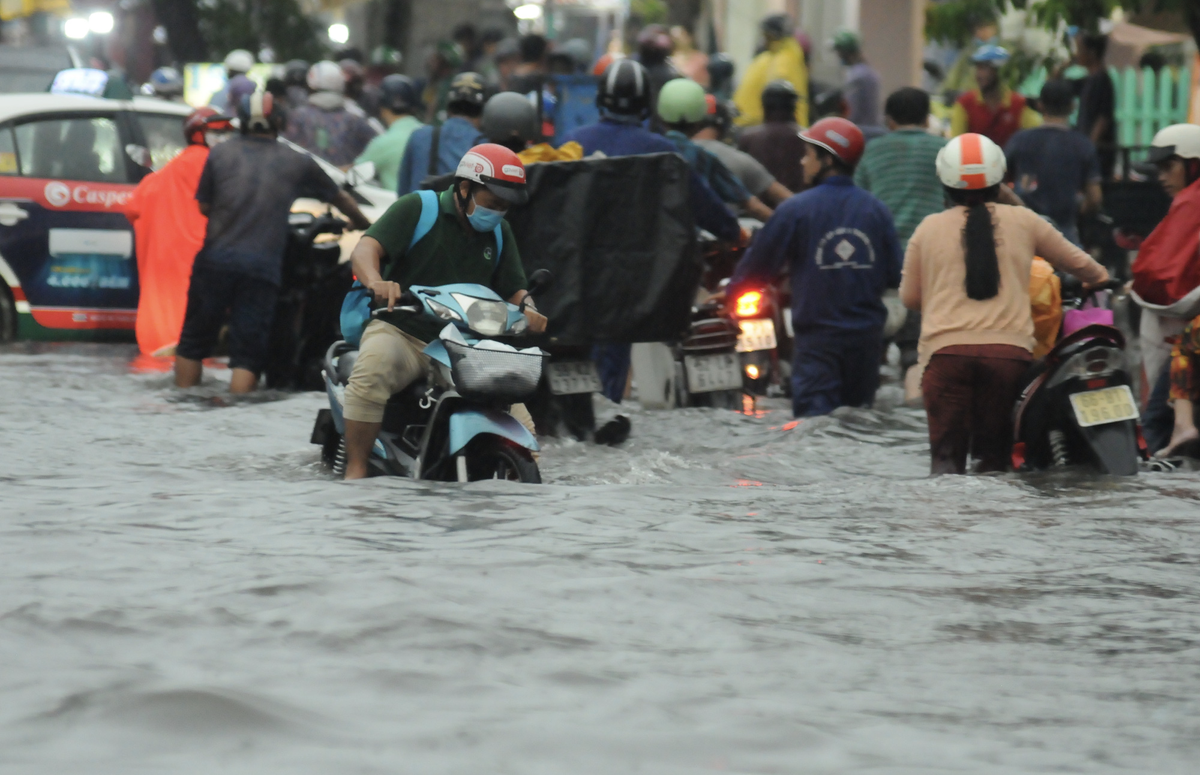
[735,290,762,318]
[1086,378,1107,389]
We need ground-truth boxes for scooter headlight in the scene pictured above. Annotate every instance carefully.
[426,299,462,322]
[451,293,508,336]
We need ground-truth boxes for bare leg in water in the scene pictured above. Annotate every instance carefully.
[343,418,381,480]
[1159,398,1199,456]
[175,357,258,394]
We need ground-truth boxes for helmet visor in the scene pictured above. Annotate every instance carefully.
[1148,144,1177,164]
[485,180,528,205]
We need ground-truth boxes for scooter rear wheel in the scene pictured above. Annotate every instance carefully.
[465,438,542,483]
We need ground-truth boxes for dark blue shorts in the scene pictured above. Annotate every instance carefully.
[177,264,278,374]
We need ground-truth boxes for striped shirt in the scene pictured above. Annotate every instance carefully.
[853,128,947,249]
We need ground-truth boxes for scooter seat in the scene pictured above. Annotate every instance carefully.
[336,348,358,386]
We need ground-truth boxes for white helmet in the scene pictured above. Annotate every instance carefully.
[1149,123,1200,164]
[936,132,1006,190]
[223,49,255,74]
[307,60,345,93]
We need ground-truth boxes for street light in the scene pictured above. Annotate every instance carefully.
[514,4,542,20]
[64,17,90,39]
[328,23,349,44]
[88,11,114,34]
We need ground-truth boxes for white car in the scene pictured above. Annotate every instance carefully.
[0,93,394,342]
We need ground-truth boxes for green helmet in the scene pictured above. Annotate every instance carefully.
[832,29,861,53]
[657,78,708,124]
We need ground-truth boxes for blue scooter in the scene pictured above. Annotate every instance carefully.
[311,271,552,483]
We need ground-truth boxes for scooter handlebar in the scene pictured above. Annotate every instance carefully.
[369,290,421,317]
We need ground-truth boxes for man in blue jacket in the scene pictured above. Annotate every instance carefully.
[730,117,902,417]
[563,59,741,404]
[396,72,486,195]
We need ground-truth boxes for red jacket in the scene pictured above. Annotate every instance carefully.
[1132,177,1200,306]
[124,144,209,356]
[957,89,1028,149]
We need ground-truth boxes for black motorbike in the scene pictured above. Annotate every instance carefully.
[263,211,354,391]
[1013,280,1144,475]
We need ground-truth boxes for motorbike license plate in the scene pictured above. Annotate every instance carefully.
[1069,385,1139,428]
[736,318,777,353]
[546,360,603,395]
[684,352,743,393]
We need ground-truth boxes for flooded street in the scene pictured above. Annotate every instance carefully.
[3,343,1200,773]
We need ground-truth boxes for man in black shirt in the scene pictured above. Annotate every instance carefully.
[1074,32,1116,179]
[175,91,370,393]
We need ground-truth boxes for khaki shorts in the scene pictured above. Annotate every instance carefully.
[342,319,535,436]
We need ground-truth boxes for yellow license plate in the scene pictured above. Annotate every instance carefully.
[736,318,777,353]
[1068,385,1139,428]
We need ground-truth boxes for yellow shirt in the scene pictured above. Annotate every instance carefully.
[733,37,809,127]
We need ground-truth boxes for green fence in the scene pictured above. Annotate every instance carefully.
[1113,65,1192,151]
[1019,64,1191,160]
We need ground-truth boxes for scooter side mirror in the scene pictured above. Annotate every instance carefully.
[526,269,553,297]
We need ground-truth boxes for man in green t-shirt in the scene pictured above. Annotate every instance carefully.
[341,144,547,480]
[354,74,423,192]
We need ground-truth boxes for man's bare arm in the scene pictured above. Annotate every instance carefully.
[334,190,372,231]
[761,181,793,208]
[744,195,773,222]
[349,236,403,311]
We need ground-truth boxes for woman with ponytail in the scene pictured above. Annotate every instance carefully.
[900,133,1108,474]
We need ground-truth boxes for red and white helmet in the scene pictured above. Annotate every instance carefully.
[800,117,865,168]
[936,132,1006,190]
[455,143,529,205]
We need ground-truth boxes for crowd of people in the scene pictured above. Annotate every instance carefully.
[123,13,1200,476]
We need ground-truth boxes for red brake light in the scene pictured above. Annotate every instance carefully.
[735,290,762,317]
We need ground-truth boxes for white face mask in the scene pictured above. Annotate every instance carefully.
[206,131,232,147]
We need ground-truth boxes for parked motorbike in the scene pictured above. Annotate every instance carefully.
[310,271,552,482]
[527,345,602,440]
[1013,279,1144,475]
[727,281,791,396]
[672,294,743,409]
[264,211,353,390]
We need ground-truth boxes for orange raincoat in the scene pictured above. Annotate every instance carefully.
[125,144,209,357]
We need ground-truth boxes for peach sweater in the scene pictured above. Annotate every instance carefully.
[900,204,1108,366]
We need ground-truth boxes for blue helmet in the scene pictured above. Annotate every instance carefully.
[971,44,1010,66]
[148,66,183,96]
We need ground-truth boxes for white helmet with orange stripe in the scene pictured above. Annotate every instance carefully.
[936,132,1006,190]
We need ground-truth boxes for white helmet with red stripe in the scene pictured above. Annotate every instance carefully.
[936,132,1006,190]
[455,143,529,205]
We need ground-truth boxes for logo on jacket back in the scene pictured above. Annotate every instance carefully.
[815,227,875,270]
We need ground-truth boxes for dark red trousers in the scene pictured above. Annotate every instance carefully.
[922,345,1032,475]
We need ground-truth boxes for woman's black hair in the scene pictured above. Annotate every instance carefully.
[944,184,1001,300]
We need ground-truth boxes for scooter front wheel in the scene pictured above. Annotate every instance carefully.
[464,438,542,483]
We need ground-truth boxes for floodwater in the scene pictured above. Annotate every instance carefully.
[2,343,1199,774]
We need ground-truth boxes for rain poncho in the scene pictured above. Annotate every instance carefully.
[124,144,209,357]
[1029,257,1062,359]
[733,37,809,127]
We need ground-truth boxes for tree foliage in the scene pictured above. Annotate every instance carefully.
[157,0,326,64]
[927,0,1192,46]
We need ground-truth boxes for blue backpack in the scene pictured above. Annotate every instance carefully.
[339,189,504,347]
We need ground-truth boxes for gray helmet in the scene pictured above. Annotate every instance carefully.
[380,74,418,114]
[482,91,539,151]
